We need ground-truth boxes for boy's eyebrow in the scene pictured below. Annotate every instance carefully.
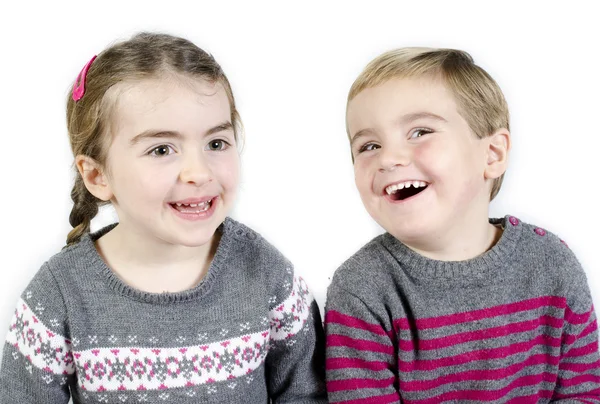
[350,112,448,146]
[349,129,374,148]
[130,121,233,145]
[400,112,448,125]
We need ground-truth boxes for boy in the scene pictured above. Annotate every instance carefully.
[325,48,600,403]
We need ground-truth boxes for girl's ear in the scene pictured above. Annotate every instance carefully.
[75,155,113,201]
[484,129,511,180]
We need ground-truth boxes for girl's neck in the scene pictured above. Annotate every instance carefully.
[94,223,220,294]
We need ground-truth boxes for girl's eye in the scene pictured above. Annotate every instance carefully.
[410,128,432,139]
[149,145,174,157]
[206,139,230,151]
[358,143,380,153]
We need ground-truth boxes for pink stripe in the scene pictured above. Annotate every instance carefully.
[394,296,566,330]
[564,341,600,360]
[558,373,600,388]
[331,393,400,404]
[327,334,394,355]
[403,372,557,404]
[564,320,598,345]
[326,310,394,339]
[398,315,563,351]
[505,391,553,403]
[560,359,600,373]
[327,357,390,372]
[565,306,593,325]
[327,376,395,392]
[399,334,560,372]
[399,353,559,392]
[504,390,554,403]
[553,387,600,400]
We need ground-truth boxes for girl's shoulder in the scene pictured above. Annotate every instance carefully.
[221,217,291,270]
[222,217,304,299]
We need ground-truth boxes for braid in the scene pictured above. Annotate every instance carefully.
[66,174,100,246]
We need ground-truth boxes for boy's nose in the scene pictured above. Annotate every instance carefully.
[179,155,212,186]
[378,146,411,172]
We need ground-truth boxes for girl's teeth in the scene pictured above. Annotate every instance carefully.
[172,200,212,212]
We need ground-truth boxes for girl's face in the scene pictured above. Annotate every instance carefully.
[101,76,240,247]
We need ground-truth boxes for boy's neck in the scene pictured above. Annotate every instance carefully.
[399,214,503,262]
[94,223,219,294]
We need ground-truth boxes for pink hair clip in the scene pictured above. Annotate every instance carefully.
[72,55,97,101]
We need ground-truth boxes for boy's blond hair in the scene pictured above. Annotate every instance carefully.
[348,48,509,200]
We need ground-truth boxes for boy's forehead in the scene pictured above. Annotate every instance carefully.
[347,75,458,135]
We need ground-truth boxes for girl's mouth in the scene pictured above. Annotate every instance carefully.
[170,199,213,213]
[169,197,218,221]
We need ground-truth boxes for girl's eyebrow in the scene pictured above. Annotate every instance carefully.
[130,121,233,145]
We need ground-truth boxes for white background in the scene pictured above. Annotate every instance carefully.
[0,1,598,353]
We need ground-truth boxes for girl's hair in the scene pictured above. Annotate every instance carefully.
[348,47,509,201]
[65,32,241,246]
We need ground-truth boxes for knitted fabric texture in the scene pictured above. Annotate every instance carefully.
[1,218,327,403]
[325,216,600,403]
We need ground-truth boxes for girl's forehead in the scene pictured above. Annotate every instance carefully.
[108,77,230,139]
[117,76,223,106]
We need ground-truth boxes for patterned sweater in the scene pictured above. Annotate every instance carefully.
[325,216,600,403]
[0,218,327,403]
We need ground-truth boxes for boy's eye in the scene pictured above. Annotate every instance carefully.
[410,128,432,139]
[358,143,380,153]
[149,145,174,157]
[206,139,230,151]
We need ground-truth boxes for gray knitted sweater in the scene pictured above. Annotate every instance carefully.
[1,218,326,403]
[325,216,600,403]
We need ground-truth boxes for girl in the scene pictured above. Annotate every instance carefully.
[0,32,326,403]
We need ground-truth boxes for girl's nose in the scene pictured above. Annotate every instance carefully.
[179,155,212,186]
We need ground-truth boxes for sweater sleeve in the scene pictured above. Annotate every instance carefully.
[551,256,600,403]
[325,272,401,404]
[0,264,73,403]
[265,267,327,403]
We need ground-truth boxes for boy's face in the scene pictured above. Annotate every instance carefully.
[347,75,493,246]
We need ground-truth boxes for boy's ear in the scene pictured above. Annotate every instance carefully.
[75,155,113,202]
[484,129,511,180]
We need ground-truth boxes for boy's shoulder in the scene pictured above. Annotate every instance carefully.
[508,215,586,282]
[329,233,391,293]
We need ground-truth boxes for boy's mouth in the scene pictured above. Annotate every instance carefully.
[385,181,429,201]
[170,198,214,213]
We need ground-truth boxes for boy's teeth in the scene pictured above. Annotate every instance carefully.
[386,181,427,195]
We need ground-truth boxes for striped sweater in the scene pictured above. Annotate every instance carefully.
[325,216,600,403]
[0,217,327,403]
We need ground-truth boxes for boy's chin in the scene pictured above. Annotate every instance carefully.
[381,219,435,245]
